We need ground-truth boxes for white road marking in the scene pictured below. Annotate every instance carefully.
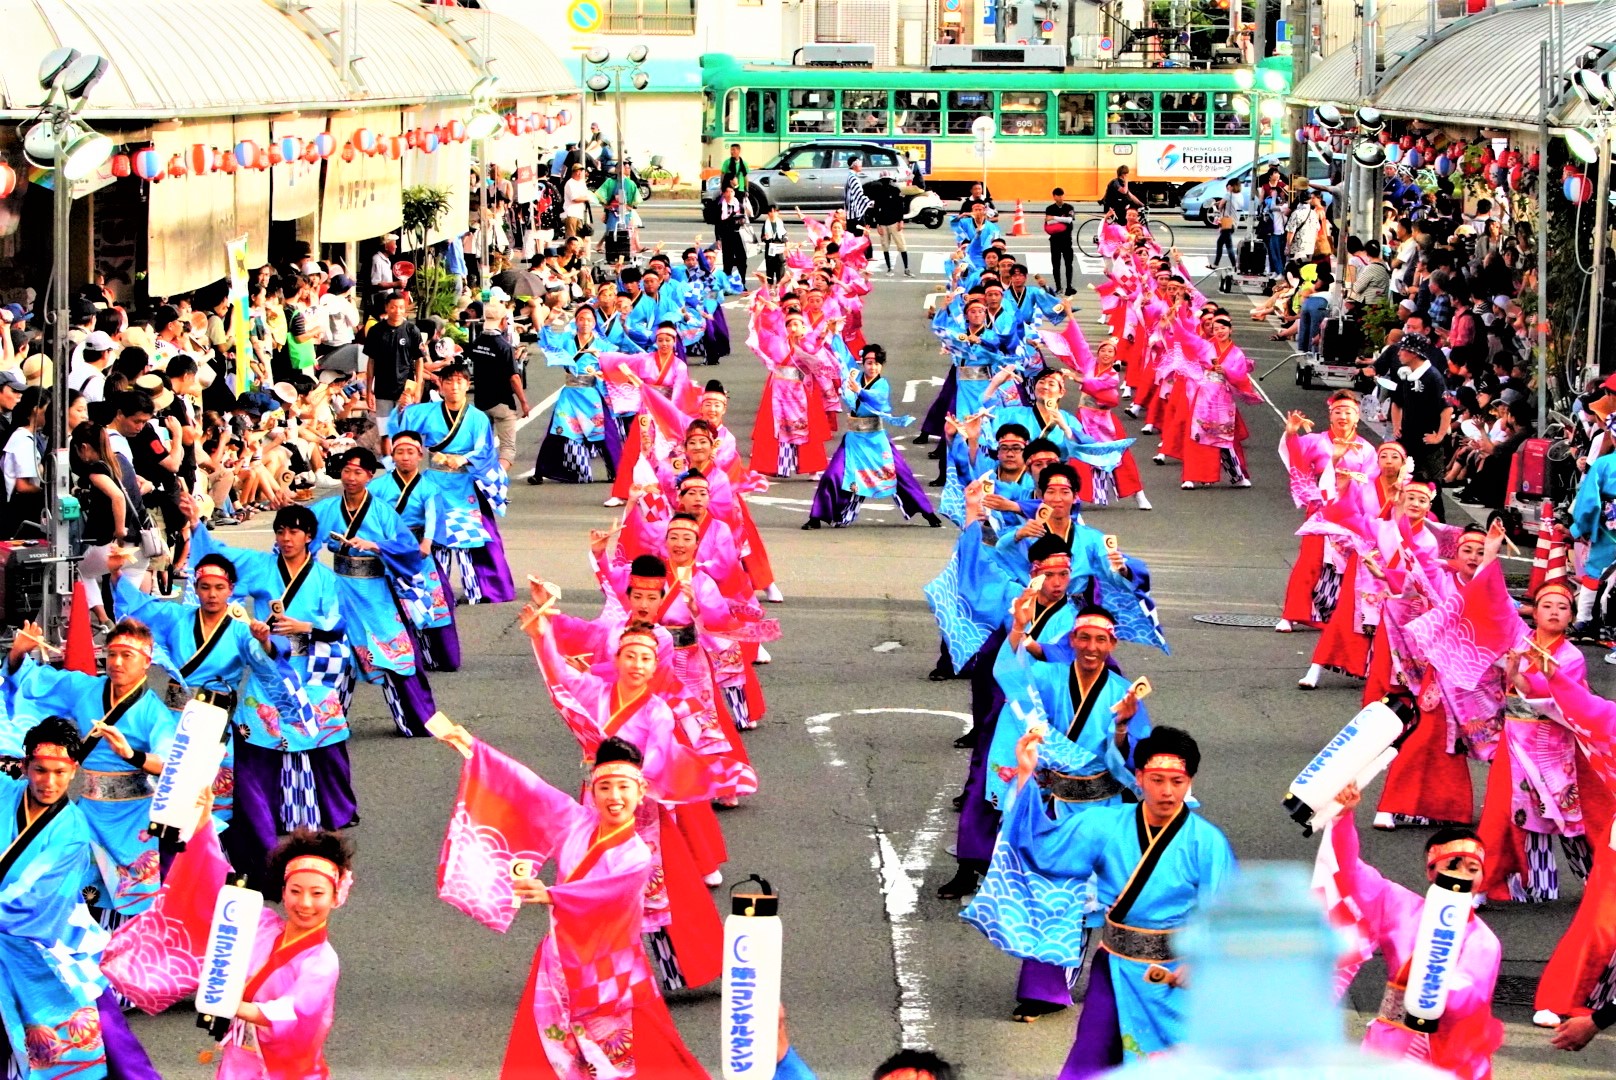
[872,641,903,652]
[803,707,970,1050]
[510,387,562,480]
[903,377,945,403]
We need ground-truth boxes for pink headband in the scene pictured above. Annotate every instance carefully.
[284,855,353,907]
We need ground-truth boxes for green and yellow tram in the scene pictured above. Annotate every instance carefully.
[700,53,1290,206]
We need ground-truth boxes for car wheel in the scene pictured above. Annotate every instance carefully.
[920,208,944,229]
[746,185,768,219]
[1201,205,1217,228]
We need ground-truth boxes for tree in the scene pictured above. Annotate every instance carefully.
[401,185,459,319]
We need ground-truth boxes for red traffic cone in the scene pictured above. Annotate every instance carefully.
[1010,199,1027,236]
[64,580,97,674]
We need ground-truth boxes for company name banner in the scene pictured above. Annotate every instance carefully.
[1130,139,1260,181]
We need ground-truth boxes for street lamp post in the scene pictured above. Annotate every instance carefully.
[1569,67,1615,384]
[584,46,650,173]
[466,75,505,293]
[21,47,111,641]
[1234,66,1287,249]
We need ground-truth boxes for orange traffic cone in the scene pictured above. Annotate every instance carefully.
[64,580,97,674]
[1010,200,1027,237]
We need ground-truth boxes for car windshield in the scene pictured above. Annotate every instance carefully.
[763,150,793,169]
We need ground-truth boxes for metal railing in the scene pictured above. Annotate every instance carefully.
[603,12,696,34]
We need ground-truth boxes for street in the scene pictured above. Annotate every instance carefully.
[125,203,1613,1079]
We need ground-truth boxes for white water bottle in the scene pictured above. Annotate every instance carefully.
[196,878,263,1039]
[721,874,782,1080]
[1401,873,1473,1032]
[149,699,231,845]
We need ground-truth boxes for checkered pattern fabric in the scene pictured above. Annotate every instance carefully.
[438,507,493,549]
[561,438,595,482]
[41,905,111,1006]
[1090,467,1117,508]
[644,928,685,991]
[1588,949,1616,1011]
[434,546,483,606]
[306,640,351,693]
[835,494,864,527]
[1312,563,1343,624]
[777,443,798,478]
[1563,833,1594,882]
[723,685,754,731]
[279,751,321,831]
[380,677,413,737]
[568,946,643,1015]
[1511,830,1559,902]
[476,465,510,518]
[274,663,322,741]
[1220,448,1248,484]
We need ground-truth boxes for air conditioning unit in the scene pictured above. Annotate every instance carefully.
[929,43,1065,70]
[795,43,877,67]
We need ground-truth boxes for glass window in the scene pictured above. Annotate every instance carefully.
[895,90,940,135]
[780,147,829,171]
[865,148,899,168]
[787,89,835,134]
[946,90,993,136]
[1211,93,1250,136]
[743,89,779,135]
[1056,92,1096,136]
[1104,92,1154,137]
[840,90,889,135]
[1159,92,1207,136]
[999,91,1048,136]
[723,89,741,135]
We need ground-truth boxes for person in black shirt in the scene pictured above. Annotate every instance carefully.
[363,293,427,449]
[1389,333,1453,521]
[467,302,528,472]
[1101,166,1143,219]
[1043,187,1077,295]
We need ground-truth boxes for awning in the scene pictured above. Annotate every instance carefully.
[1371,0,1616,131]
[0,0,576,121]
[1290,26,1430,108]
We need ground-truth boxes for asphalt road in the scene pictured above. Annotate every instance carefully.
[125,204,1615,1078]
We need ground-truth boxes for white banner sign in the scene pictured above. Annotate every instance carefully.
[1129,139,1258,181]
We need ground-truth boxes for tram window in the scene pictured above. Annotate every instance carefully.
[1056,93,1096,136]
[1160,92,1208,135]
[1212,93,1250,136]
[742,90,779,135]
[841,90,889,135]
[723,90,741,135]
[999,91,1048,136]
[1104,92,1154,137]
[760,92,779,134]
[946,90,993,136]
[787,89,835,134]
[895,90,941,135]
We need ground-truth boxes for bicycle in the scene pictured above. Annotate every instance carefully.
[1075,209,1175,258]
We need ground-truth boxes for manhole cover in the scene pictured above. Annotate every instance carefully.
[1492,975,1538,1007]
[1192,613,1282,629]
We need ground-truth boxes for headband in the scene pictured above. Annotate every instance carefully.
[1139,753,1189,775]
[1404,481,1437,495]
[105,637,153,660]
[702,390,728,401]
[665,520,700,538]
[284,855,353,907]
[1425,837,1485,870]
[1329,398,1361,411]
[1457,528,1489,543]
[1380,441,1406,457]
[627,574,667,593]
[964,297,987,310]
[1535,580,1575,603]
[1073,613,1116,634]
[195,565,232,586]
[390,431,424,446]
[27,745,74,766]
[591,760,648,787]
[1033,553,1073,573]
[678,477,710,491]
[618,629,660,653]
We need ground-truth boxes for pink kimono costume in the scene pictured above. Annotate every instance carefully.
[1279,430,1381,627]
[217,909,339,1080]
[746,300,836,477]
[1037,317,1144,503]
[531,624,726,989]
[601,346,700,502]
[1178,338,1258,485]
[1325,814,1503,1079]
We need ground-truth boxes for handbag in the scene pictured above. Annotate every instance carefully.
[1315,221,1335,256]
[1043,222,1068,235]
[138,524,168,560]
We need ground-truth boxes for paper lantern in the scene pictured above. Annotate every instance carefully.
[544,116,557,134]
[279,136,303,163]
[1398,134,1414,150]
[404,128,418,149]
[1434,154,1453,177]
[1527,151,1541,171]
[423,131,440,153]
[386,135,403,160]
[0,163,16,198]
[189,143,212,175]
[447,118,467,143]
[220,152,237,175]
[557,109,570,125]
[1566,174,1593,203]
[167,154,187,178]
[1509,163,1524,189]
[268,143,284,166]
[301,144,319,164]
[351,127,376,154]
[134,149,162,180]
[109,154,131,179]
[1384,144,1402,165]
[234,140,258,167]
[341,145,356,163]
[1490,163,1508,186]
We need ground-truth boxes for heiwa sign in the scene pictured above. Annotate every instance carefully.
[1131,139,1257,181]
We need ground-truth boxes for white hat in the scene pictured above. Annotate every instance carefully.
[382,233,399,244]
[300,260,323,276]
[271,381,298,405]
[486,286,511,302]
[1491,294,1511,310]
[195,360,217,389]
[1398,298,1417,313]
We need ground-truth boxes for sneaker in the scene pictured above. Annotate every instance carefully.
[764,583,784,603]
[800,519,823,530]
[1532,1010,1561,1028]
[904,269,914,278]
[1140,423,1157,434]
[1134,491,1152,511]
[1373,812,1397,831]
[1298,663,1322,690]
[1274,618,1293,633]
[1125,404,1144,419]
[755,645,772,664]
[1232,477,1252,488]
[1181,481,1196,490]
[602,496,625,508]
[1153,454,1167,466]
[702,871,723,887]
[1605,650,1616,666]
